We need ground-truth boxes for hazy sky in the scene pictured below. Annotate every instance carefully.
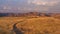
[0,0,60,13]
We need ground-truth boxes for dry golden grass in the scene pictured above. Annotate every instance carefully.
[0,17,60,34]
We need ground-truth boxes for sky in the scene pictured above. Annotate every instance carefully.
[0,0,60,13]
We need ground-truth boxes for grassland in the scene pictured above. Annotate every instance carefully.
[0,17,60,34]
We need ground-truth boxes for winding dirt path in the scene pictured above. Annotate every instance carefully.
[13,23,23,34]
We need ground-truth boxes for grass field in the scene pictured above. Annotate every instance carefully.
[0,17,60,34]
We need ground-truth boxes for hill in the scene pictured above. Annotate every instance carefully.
[0,17,60,34]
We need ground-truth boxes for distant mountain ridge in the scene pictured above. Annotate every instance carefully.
[0,12,60,17]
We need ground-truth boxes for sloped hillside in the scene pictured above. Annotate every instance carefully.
[17,17,60,34]
[0,17,60,34]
